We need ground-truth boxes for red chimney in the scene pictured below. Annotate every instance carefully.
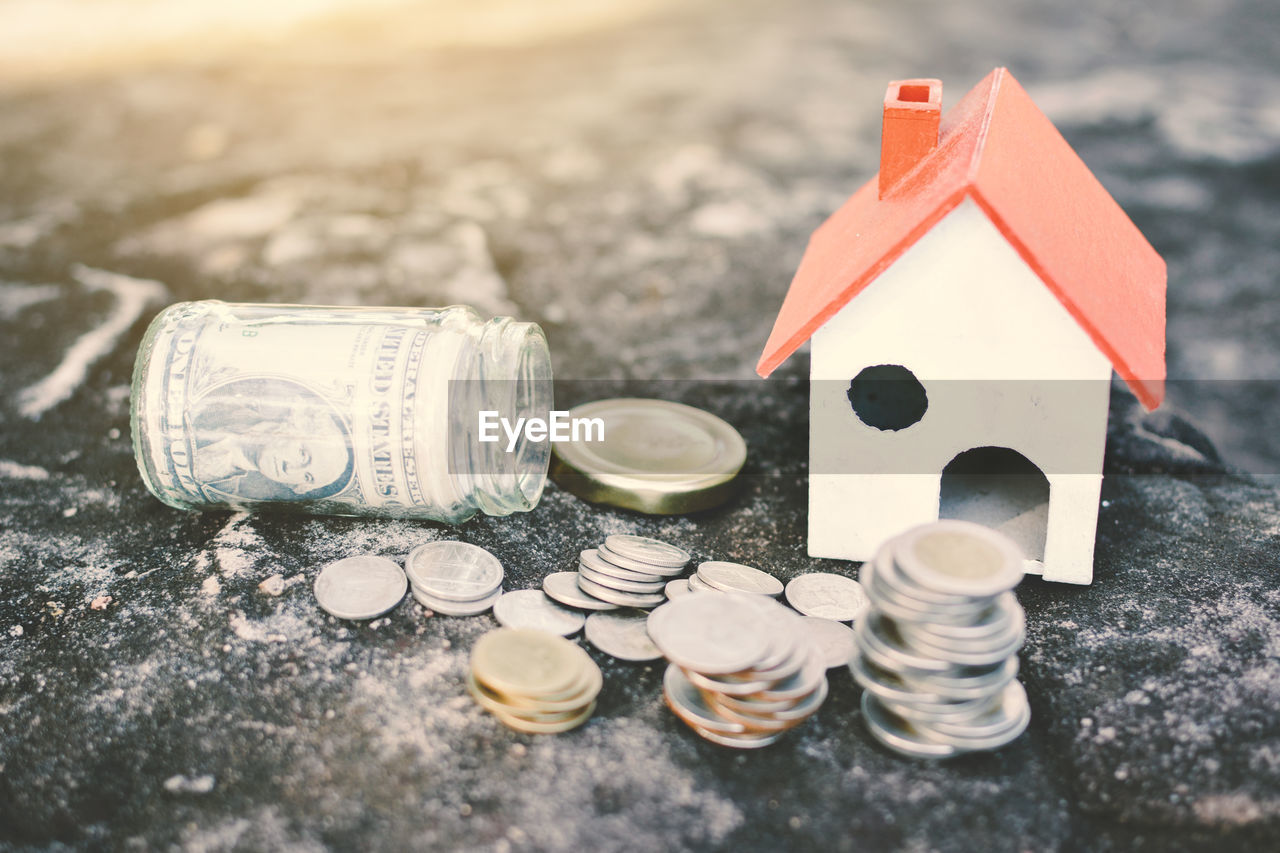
[879,78,942,198]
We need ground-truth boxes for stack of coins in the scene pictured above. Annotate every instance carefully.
[851,520,1030,759]
[405,541,505,616]
[688,561,784,597]
[468,628,602,734]
[649,593,828,749]
[569,534,690,610]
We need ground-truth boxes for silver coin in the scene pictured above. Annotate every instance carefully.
[924,681,1031,746]
[584,611,662,661]
[665,578,693,599]
[314,555,407,620]
[799,616,857,669]
[685,667,777,697]
[576,575,666,609]
[413,585,503,616]
[595,543,687,578]
[686,573,720,594]
[696,561,784,597]
[897,618,1025,667]
[722,676,829,724]
[861,693,958,759]
[579,549,665,584]
[579,563,668,594]
[893,521,1025,597]
[690,724,782,749]
[785,573,869,622]
[755,644,828,702]
[404,541,503,602]
[491,589,586,636]
[646,593,769,674]
[743,596,803,673]
[662,664,749,735]
[542,571,619,611]
[602,534,691,568]
[855,613,955,674]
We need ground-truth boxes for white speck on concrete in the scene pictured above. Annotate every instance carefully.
[15,265,166,419]
[163,773,216,794]
[0,460,50,480]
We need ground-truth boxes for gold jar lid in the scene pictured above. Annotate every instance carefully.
[550,398,746,515]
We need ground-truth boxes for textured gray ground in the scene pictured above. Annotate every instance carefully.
[1,0,1279,849]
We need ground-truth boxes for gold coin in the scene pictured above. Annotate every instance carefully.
[470,628,584,699]
[467,673,593,723]
[490,701,597,734]
[469,666,601,715]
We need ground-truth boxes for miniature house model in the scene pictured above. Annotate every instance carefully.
[756,68,1166,585]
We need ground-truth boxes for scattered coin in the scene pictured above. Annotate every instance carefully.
[405,541,503,602]
[646,592,769,675]
[686,573,718,594]
[542,571,619,611]
[579,563,667,594]
[603,534,691,569]
[785,572,869,622]
[664,578,692,598]
[576,575,666,609]
[799,616,857,669]
[492,589,586,636]
[580,548,666,583]
[414,585,503,617]
[584,610,663,661]
[314,555,407,621]
[696,561,784,597]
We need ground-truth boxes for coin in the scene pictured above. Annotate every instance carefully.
[893,521,1025,597]
[314,555,407,620]
[581,548,666,582]
[542,571,619,611]
[595,543,687,578]
[664,578,692,599]
[584,611,662,661]
[405,541,503,602]
[413,585,503,616]
[689,725,781,749]
[470,663,602,714]
[492,590,586,636]
[471,628,584,698]
[646,592,768,674]
[696,561,784,597]
[785,573,869,622]
[662,665,749,735]
[799,616,857,669]
[578,563,667,594]
[686,573,719,594]
[488,701,598,734]
[602,534,691,568]
[861,693,958,759]
[575,575,666,609]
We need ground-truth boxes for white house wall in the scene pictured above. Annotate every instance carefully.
[808,198,1113,584]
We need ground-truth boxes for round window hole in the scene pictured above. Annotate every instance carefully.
[847,364,928,431]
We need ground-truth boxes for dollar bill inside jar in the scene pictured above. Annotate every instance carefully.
[130,301,552,522]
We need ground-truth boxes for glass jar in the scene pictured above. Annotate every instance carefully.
[130,301,553,523]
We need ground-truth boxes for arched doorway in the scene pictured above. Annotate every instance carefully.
[939,446,1050,564]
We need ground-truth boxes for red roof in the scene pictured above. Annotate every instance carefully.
[756,68,1166,410]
